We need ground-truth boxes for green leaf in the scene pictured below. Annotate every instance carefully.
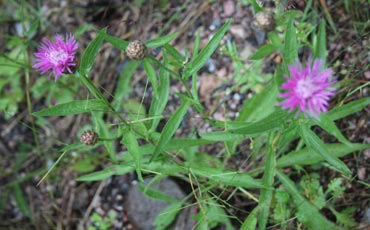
[230,109,287,135]
[79,29,106,76]
[33,99,110,116]
[200,131,244,141]
[312,114,351,145]
[76,165,134,181]
[92,112,116,161]
[238,81,278,122]
[314,20,327,64]
[299,123,351,176]
[268,32,282,49]
[142,58,159,97]
[277,171,339,230]
[191,167,263,189]
[241,207,258,230]
[330,207,357,228]
[277,143,369,168]
[151,100,191,161]
[327,97,370,121]
[163,44,184,66]
[117,138,213,161]
[283,15,298,65]
[182,19,232,79]
[149,49,170,132]
[14,184,31,218]
[154,201,183,230]
[138,182,178,203]
[122,129,143,182]
[249,44,276,60]
[258,143,276,230]
[103,33,129,51]
[145,33,178,48]
[77,75,105,100]
[113,60,140,110]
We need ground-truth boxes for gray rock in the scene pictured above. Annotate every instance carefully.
[126,177,194,230]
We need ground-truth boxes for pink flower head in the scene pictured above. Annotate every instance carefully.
[33,33,78,81]
[279,59,336,118]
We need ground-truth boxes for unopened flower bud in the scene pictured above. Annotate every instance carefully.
[126,40,147,60]
[80,130,98,145]
[253,12,275,31]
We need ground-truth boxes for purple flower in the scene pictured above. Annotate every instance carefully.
[279,59,336,118]
[33,33,78,81]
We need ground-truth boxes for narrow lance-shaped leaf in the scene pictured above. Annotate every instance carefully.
[258,141,276,230]
[313,114,352,145]
[122,129,143,182]
[78,75,105,100]
[145,33,178,48]
[103,33,129,51]
[327,97,370,121]
[241,207,258,230]
[182,19,232,79]
[14,184,32,218]
[230,109,287,135]
[33,99,109,117]
[283,15,298,65]
[149,49,170,132]
[163,44,184,67]
[191,30,201,103]
[200,131,244,142]
[300,123,351,176]
[151,100,191,161]
[142,58,159,97]
[250,44,276,60]
[79,29,106,76]
[76,165,134,181]
[154,201,183,230]
[314,20,327,64]
[113,60,140,110]
[137,183,178,203]
[191,166,263,189]
[277,143,370,168]
[238,80,278,122]
[92,112,116,162]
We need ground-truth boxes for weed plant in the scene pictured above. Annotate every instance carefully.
[1,1,369,229]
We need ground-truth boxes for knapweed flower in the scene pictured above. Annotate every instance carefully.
[279,59,336,118]
[33,33,78,81]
